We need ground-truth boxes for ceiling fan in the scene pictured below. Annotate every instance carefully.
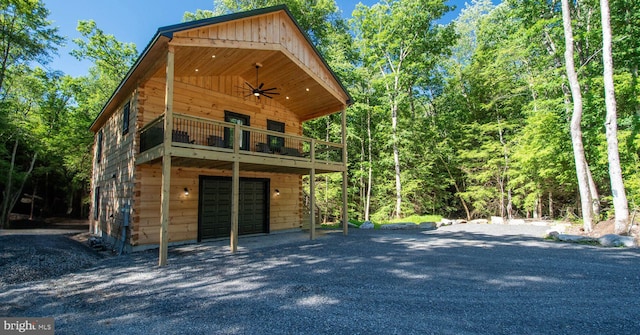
[244,63,279,99]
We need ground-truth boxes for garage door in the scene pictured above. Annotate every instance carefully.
[198,176,269,241]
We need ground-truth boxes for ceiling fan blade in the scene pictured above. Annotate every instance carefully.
[258,83,264,89]
[264,91,280,95]
[261,94,273,99]
[245,82,255,90]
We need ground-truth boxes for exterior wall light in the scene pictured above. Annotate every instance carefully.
[184,187,189,196]
[275,189,280,196]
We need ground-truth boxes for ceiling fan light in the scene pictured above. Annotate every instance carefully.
[254,92,260,97]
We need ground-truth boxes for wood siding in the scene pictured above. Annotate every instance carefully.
[90,93,138,238]
[138,74,303,136]
[132,165,302,246]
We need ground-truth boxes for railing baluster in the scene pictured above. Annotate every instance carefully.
[141,113,343,163]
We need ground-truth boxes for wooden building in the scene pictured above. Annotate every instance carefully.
[89,5,351,265]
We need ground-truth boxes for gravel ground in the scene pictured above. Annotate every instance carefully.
[1,224,639,335]
[0,234,103,286]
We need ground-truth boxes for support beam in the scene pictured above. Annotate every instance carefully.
[159,155,171,266]
[310,139,316,240]
[310,167,316,240]
[341,108,348,236]
[159,46,175,266]
[230,123,240,253]
[231,160,239,252]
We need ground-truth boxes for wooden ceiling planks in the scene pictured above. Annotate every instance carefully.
[170,10,348,109]
[92,7,349,133]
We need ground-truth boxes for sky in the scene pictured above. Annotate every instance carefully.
[43,0,468,77]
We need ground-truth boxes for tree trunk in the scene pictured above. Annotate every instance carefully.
[562,0,594,232]
[549,191,554,219]
[11,154,37,219]
[586,164,601,217]
[600,0,630,234]
[0,138,18,228]
[507,188,513,220]
[538,195,543,219]
[365,107,373,222]
[29,183,38,220]
[391,99,402,219]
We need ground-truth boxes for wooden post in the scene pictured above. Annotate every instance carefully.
[230,124,240,252]
[310,139,316,240]
[159,46,175,266]
[341,108,348,236]
[310,168,316,240]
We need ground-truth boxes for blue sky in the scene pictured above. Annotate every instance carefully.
[43,0,468,77]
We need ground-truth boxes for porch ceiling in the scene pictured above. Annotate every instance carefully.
[169,45,346,121]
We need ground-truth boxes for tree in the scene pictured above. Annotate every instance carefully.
[0,0,62,94]
[0,0,62,227]
[600,0,630,233]
[561,0,595,232]
[351,0,455,219]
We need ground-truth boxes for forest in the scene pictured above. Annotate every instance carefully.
[1,0,638,234]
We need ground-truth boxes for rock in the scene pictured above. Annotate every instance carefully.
[440,219,454,226]
[557,234,598,244]
[469,219,488,225]
[491,216,504,225]
[360,221,374,229]
[380,223,419,230]
[419,222,437,230]
[598,234,637,248]
[545,231,560,240]
[509,219,526,225]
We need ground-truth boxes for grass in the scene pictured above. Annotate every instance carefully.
[349,214,443,229]
[386,214,442,224]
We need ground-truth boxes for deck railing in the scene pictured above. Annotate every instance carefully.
[139,113,344,164]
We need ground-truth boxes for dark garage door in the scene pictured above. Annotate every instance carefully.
[198,176,269,240]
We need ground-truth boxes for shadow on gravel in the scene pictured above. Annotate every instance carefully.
[1,229,639,335]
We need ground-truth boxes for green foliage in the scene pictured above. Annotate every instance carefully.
[0,0,63,93]
[387,214,442,224]
[4,0,640,224]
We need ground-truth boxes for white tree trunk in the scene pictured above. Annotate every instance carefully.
[365,107,373,222]
[392,99,402,219]
[600,0,630,234]
[586,163,601,217]
[562,0,594,232]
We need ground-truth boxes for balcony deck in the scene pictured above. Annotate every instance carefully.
[136,113,346,174]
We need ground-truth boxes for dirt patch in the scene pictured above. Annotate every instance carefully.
[565,219,640,238]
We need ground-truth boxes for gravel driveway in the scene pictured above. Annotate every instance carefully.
[1,224,639,334]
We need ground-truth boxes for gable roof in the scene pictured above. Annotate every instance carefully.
[90,5,351,132]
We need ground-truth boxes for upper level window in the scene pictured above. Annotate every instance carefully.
[96,130,103,163]
[93,187,100,220]
[122,101,130,135]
